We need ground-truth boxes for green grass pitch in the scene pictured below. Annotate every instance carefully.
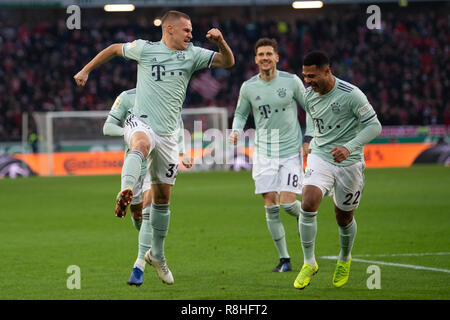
[0,165,449,300]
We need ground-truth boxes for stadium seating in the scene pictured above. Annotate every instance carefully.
[0,4,449,142]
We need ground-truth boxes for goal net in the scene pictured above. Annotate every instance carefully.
[29,107,230,175]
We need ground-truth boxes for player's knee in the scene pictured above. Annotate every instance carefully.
[335,208,353,227]
[130,133,150,156]
[130,204,143,221]
[262,192,278,206]
[153,194,170,205]
[301,201,317,213]
[143,190,152,207]
[301,196,320,212]
[301,185,322,212]
[279,192,297,205]
[133,140,149,156]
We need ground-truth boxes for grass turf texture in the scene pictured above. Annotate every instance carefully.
[0,165,449,300]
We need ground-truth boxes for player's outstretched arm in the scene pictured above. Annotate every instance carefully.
[74,43,123,86]
[103,121,124,137]
[206,28,234,68]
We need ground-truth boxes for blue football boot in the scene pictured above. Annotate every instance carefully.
[127,267,143,286]
[272,258,292,272]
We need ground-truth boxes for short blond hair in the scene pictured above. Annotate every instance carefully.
[161,10,191,28]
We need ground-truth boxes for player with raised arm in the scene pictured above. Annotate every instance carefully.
[74,10,234,285]
[102,88,192,286]
[293,51,382,289]
[228,38,311,272]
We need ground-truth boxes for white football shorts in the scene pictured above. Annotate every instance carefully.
[303,153,365,211]
[252,152,303,195]
[142,171,151,193]
[124,114,179,185]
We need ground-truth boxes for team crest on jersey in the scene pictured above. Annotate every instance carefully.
[176,51,186,61]
[331,102,341,113]
[277,88,287,98]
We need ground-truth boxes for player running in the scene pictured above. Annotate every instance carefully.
[228,38,311,273]
[293,51,382,289]
[74,10,234,285]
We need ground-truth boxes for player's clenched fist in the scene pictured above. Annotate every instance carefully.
[228,131,238,145]
[330,146,350,163]
[73,70,89,86]
[206,28,224,44]
[180,153,194,169]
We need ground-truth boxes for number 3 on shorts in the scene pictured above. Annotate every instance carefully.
[166,164,178,178]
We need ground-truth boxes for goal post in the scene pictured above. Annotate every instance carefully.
[29,107,229,175]
[32,111,118,175]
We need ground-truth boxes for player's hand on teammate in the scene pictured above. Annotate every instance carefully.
[302,142,310,156]
[180,153,193,169]
[228,131,238,145]
[331,146,350,163]
[206,28,224,44]
[73,70,89,86]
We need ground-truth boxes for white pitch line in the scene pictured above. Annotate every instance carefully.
[320,255,450,274]
[352,252,450,258]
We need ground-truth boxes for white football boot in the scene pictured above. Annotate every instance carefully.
[144,250,174,285]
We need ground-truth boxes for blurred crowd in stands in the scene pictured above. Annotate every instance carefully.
[0,4,449,141]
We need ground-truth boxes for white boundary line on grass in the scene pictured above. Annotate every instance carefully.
[351,252,450,258]
[320,252,450,274]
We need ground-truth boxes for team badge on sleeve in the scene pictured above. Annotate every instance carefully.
[358,103,372,116]
[112,97,121,110]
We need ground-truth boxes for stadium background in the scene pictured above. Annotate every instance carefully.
[0,0,449,176]
[0,0,449,302]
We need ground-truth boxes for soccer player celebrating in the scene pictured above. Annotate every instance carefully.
[228,38,311,272]
[293,51,382,289]
[102,88,191,286]
[74,10,234,285]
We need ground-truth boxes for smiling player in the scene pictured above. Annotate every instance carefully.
[229,38,311,272]
[74,10,234,285]
[293,51,382,289]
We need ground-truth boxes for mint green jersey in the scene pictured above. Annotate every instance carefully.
[106,88,185,153]
[108,88,136,124]
[231,70,306,158]
[303,77,379,166]
[122,39,216,136]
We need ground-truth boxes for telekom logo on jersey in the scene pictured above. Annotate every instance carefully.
[152,65,165,81]
[151,65,184,81]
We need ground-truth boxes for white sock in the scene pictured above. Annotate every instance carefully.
[134,258,146,272]
[299,208,318,266]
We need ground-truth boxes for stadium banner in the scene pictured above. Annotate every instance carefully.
[14,151,124,176]
[11,142,437,176]
[359,142,435,168]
